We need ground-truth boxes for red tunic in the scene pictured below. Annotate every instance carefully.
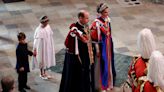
[128,57,148,91]
[134,81,157,92]
[65,23,84,54]
[65,30,76,53]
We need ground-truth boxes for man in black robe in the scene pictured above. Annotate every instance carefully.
[59,10,93,92]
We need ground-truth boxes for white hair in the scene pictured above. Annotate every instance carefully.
[137,28,156,59]
[147,51,164,90]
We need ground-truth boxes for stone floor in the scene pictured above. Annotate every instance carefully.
[0,0,164,92]
[52,49,133,87]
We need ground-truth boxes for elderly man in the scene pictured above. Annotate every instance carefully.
[33,15,56,79]
[59,10,92,92]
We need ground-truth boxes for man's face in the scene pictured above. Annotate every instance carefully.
[79,12,89,25]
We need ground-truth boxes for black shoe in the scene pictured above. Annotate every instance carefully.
[19,89,26,92]
[24,85,31,90]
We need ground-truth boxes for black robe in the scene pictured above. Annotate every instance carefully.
[76,22,91,92]
[59,22,91,92]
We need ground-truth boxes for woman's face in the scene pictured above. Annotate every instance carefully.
[101,8,109,18]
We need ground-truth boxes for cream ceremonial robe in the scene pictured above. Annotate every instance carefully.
[33,24,56,69]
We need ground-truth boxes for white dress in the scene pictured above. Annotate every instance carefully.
[33,24,56,69]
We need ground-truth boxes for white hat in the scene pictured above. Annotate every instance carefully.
[137,28,156,59]
[147,51,164,90]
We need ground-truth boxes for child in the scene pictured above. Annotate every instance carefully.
[16,32,35,92]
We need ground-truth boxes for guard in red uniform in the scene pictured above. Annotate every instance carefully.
[128,28,156,91]
[134,51,164,92]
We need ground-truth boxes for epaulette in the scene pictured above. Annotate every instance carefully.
[130,55,141,87]
[131,56,140,69]
[133,55,140,62]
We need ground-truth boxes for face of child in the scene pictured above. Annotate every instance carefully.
[41,20,49,28]
[19,38,26,44]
